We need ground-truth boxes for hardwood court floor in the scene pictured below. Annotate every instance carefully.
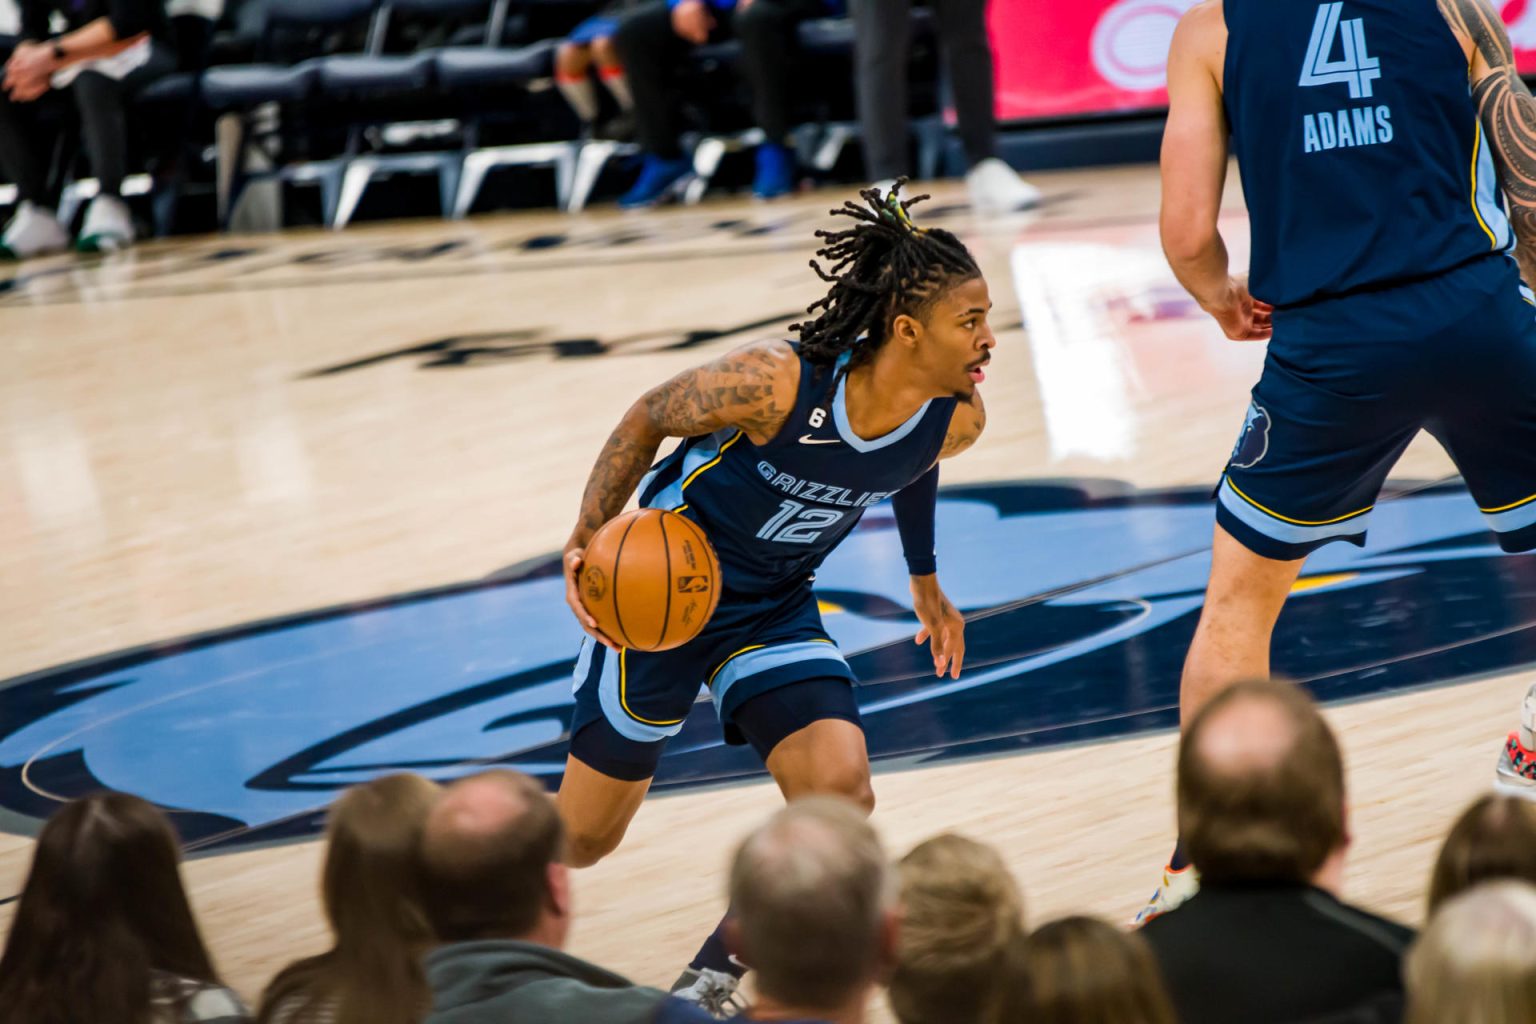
[1,164,1529,1018]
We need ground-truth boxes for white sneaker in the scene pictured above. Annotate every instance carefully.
[965,157,1042,215]
[1134,863,1200,926]
[76,194,135,254]
[670,967,746,1018]
[1495,684,1536,798]
[0,201,69,260]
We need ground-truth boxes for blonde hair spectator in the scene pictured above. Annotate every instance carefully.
[1407,880,1536,1024]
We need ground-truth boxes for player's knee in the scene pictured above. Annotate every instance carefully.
[564,822,627,867]
[807,762,875,815]
[555,42,590,77]
[590,35,619,67]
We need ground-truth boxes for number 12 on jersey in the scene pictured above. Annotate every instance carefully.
[756,499,847,544]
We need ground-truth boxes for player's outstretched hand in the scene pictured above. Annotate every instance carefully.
[563,547,621,651]
[911,577,965,679]
[1207,275,1273,342]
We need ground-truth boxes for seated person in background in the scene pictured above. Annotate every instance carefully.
[992,916,1175,1024]
[555,2,637,141]
[665,796,899,1024]
[611,0,839,207]
[888,833,1023,1024]
[0,0,177,257]
[0,792,250,1024]
[1427,793,1536,914]
[417,768,700,1024]
[1140,679,1414,1024]
[1406,880,1536,1024]
[257,774,441,1024]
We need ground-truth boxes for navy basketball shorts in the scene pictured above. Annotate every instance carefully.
[568,582,859,778]
[1218,253,1536,561]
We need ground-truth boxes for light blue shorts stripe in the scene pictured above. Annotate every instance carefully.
[1485,496,1536,534]
[1217,477,1372,545]
[710,641,849,705]
[593,645,689,743]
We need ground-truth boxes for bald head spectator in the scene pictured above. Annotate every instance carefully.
[417,769,696,1024]
[662,797,898,1024]
[1139,680,1413,1024]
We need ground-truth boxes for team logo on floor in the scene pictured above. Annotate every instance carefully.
[2,480,1534,852]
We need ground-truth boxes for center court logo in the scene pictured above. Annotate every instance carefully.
[1,479,1534,851]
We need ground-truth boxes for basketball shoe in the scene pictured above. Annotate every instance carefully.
[1494,683,1536,798]
[965,158,1042,215]
[1133,863,1200,926]
[77,195,135,254]
[0,201,69,260]
[671,966,746,1018]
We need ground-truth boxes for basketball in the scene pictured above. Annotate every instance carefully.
[579,509,722,651]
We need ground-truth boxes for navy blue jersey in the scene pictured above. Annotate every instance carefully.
[1224,0,1513,308]
[638,349,956,594]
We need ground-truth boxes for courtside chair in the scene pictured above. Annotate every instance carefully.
[202,0,385,229]
[435,35,575,217]
[326,0,504,228]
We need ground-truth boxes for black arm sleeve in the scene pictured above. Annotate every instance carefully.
[892,465,939,576]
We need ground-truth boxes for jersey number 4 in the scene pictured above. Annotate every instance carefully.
[756,499,846,544]
[1299,2,1380,100]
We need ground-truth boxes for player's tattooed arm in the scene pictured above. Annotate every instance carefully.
[567,340,799,546]
[1441,0,1536,285]
[938,391,986,461]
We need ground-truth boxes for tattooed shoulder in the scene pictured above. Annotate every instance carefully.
[642,339,800,442]
[939,391,986,460]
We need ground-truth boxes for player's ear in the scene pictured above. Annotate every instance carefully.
[890,311,922,350]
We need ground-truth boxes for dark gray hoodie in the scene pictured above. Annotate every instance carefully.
[424,940,676,1024]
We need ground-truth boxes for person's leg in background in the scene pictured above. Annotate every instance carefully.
[72,47,176,251]
[613,0,700,207]
[555,39,604,133]
[0,51,70,260]
[734,0,824,198]
[851,0,913,183]
[71,71,136,251]
[590,35,635,139]
[931,0,1039,213]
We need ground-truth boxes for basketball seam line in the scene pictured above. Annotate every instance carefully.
[611,515,638,649]
[659,513,673,651]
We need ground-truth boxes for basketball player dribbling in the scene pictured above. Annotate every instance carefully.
[1148,0,1536,921]
[558,184,993,1013]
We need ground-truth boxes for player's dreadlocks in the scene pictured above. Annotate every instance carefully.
[792,179,980,371]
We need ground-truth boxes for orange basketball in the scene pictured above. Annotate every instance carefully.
[578,508,722,651]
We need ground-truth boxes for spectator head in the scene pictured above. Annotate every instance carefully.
[889,833,1024,1024]
[417,769,568,945]
[1428,794,1536,913]
[1178,679,1347,885]
[991,916,1177,1024]
[0,792,221,1024]
[1407,880,1536,1024]
[727,797,897,1016]
[258,772,441,1024]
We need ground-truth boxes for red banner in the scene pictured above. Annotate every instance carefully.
[988,0,1536,121]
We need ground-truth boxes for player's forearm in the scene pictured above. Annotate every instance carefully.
[1163,229,1233,312]
[568,404,667,550]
